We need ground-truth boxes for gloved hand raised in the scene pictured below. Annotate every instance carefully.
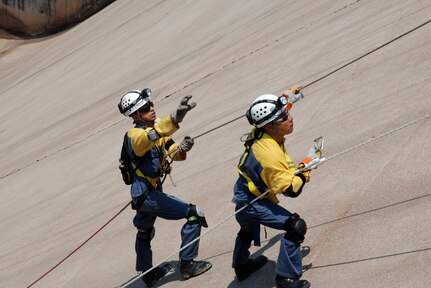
[179,136,194,153]
[171,95,197,123]
[282,85,304,110]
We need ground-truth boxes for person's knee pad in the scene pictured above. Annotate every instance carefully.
[187,204,208,227]
[137,227,155,246]
[237,228,254,243]
[283,213,307,244]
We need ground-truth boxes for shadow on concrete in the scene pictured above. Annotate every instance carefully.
[118,260,178,288]
[226,259,277,288]
[205,232,313,288]
[116,191,429,287]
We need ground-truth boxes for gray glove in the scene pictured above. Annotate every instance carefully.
[171,95,197,123]
[179,136,194,153]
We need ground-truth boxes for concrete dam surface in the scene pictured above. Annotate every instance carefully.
[0,1,430,287]
[0,0,115,36]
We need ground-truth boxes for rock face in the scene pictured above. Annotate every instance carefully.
[0,0,115,37]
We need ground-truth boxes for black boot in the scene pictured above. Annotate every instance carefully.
[234,255,268,281]
[141,263,172,287]
[276,274,311,288]
[180,260,212,280]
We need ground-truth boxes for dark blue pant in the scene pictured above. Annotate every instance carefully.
[133,189,201,272]
[233,199,303,278]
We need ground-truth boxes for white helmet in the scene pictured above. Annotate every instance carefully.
[245,94,288,128]
[118,88,152,117]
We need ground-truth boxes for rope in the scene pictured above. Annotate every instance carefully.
[190,19,431,141]
[121,112,430,287]
[26,18,431,287]
[324,113,431,162]
[26,201,131,288]
[121,191,267,286]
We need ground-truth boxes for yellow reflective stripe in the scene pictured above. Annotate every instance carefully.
[238,151,248,167]
[261,133,296,172]
[238,133,286,204]
[132,141,167,189]
[287,161,295,171]
[237,151,263,198]
[237,167,261,197]
[188,216,198,222]
[237,168,279,203]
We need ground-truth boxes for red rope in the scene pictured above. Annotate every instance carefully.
[27,201,131,288]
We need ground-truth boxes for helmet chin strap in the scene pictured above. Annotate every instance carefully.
[268,121,278,134]
[134,112,155,127]
[264,121,285,144]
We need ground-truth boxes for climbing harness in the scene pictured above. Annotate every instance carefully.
[26,17,431,285]
[28,113,430,288]
[121,112,430,287]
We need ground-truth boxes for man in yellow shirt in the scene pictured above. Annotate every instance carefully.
[232,90,313,288]
[118,89,211,287]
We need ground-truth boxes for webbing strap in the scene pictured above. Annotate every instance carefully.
[132,163,159,188]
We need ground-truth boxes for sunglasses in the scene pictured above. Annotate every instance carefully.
[276,111,289,123]
[139,101,154,113]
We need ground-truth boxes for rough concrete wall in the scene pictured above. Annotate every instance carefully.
[0,0,115,37]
